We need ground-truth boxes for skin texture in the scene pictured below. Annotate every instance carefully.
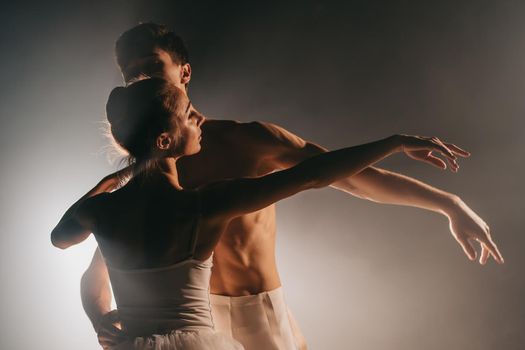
[52,47,503,349]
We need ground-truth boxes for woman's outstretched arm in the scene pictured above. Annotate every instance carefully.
[201,134,453,219]
[200,133,501,262]
[244,121,502,264]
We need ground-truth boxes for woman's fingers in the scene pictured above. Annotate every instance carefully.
[435,145,456,161]
[402,136,468,173]
[430,137,456,160]
[444,142,471,157]
[426,143,458,171]
[448,158,459,172]
[422,155,447,169]
[427,138,462,172]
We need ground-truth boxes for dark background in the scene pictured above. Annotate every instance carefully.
[1,1,523,349]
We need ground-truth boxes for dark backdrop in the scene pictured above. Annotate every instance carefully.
[1,1,523,349]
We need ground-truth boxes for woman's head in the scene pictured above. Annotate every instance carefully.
[106,78,204,173]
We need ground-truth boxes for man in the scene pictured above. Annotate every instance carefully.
[56,23,503,349]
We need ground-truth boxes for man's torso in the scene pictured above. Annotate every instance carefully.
[177,119,281,296]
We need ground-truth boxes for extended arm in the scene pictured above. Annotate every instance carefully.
[202,134,452,221]
[252,121,503,264]
[334,166,502,264]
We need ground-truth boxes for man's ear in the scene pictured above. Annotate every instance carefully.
[156,132,173,151]
[180,63,191,86]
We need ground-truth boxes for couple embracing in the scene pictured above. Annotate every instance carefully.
[52,23,502,350]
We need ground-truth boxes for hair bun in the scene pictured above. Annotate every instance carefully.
[106,86,128,125]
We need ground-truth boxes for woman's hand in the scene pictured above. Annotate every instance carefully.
[395,134,471,172]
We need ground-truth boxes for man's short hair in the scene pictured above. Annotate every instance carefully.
[116,23,189,76]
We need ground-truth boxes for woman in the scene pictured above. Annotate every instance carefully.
[51,78,485,349]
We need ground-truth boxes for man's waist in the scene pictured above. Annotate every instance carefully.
[209,286,284,306]
[210,258,281,296]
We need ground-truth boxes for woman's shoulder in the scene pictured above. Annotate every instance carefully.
[74,193,112,231]
[83,192,112,207]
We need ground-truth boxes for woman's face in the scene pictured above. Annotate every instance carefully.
[170,92,205,157]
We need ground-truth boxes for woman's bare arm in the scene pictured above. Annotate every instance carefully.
[200,134,455,220]
[51,191,108,249]
[50,168,130,249]
[243,121,502,264]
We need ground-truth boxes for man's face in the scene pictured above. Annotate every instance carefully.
[123,47,190,93]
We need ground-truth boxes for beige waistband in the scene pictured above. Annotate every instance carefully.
[210,286,284,306]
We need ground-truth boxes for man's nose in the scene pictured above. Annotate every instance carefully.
[197,114,206,127]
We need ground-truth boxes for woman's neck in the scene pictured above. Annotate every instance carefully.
[157,157,183,190]
[131,157,183,190]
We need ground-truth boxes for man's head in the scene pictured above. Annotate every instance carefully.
[115,23,191,92]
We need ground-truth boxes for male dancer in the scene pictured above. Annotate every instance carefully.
[54,23,503,350]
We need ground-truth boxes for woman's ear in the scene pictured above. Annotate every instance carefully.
[156,132,173,151]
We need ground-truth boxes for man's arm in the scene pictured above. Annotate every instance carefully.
[246,121,503,264]
[330,166,501,265]
[82,249,124,349]
[81,248,112,330]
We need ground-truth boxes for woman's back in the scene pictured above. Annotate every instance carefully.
[107,255,214,338]
[90,176,202,270]
[84,176,222,340]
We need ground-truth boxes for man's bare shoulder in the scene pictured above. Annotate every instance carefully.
[202,118,241,130]
[204,119,305,149]
[203,118,260,136]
